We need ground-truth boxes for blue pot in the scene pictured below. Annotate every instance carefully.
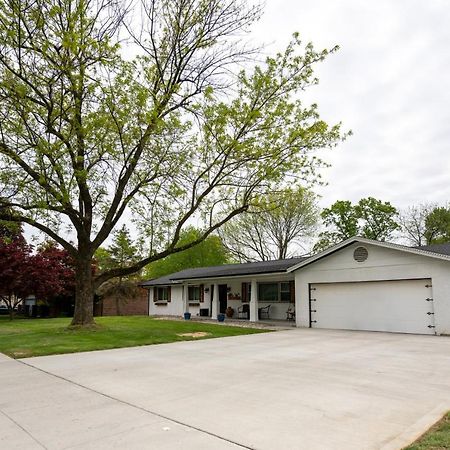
[217,313,225,322]
[184,312,191,320]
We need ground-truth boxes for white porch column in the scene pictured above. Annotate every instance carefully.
[182,284,189,314]
[249,278,258,322]
[212,283,219,318]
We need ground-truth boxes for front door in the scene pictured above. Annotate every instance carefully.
[219,284,228,314]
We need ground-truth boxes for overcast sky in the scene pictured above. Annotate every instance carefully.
[249,0,450,210]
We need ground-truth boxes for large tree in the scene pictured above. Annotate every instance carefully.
[314,197,399,251]
[220,188,319,261]
[0,0,345,325]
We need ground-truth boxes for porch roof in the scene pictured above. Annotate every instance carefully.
[140,257,308,287]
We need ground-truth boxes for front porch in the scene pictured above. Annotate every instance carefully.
[181,275,296,324]
[159,315,297,329]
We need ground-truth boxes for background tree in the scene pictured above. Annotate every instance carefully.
[398,203,436,246]
[144,227,230,279]
[34,242,76,302]
[314,197,399,251]
[315,200,358,251]
[0,231,75,319]
[220,188,319,261]
[355,197,399,240]
[95,225,141,315]
[0,0,346,326]
[424,206,450,245]
[0,204,22,241]
[0,229,32,319]
[95,226,140,275]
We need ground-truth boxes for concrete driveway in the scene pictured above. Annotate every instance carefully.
[1,329,450,450]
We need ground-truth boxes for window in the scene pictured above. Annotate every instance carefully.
[258,283,279,301]
[258,282,293,302]
[188,286,201,303]
[154,286,170,303]
[280,282,291,302]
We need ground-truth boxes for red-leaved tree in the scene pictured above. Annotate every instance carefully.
[0,232,34,319]
[33,243,76,302]
[0,232,76,319]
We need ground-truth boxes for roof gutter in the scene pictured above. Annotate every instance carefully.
[142,270,293,287]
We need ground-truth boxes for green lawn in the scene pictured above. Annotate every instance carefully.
[0,316,269,358]
[404,412,450,450]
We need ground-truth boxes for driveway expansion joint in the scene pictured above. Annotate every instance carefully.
[18,359,254,450]
[0,407,48,449]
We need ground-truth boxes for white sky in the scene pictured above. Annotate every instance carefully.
[250,0,450,209]
[25,0,450,245]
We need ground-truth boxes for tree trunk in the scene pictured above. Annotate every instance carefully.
[8,307,14,321]
[71,256,95,326]
[115,293,122,316]
[116,277,123,316]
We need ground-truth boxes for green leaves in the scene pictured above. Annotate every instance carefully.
[315,197,400,251]
[95,225,141,276]
[143,227,230,279]
[0,0,348,304]
[424,206,450,245]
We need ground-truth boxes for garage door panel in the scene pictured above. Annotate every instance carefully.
[311,279,434,334]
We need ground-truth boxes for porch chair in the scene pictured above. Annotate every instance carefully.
[286,305,295,321]
[258,304,270,320]
[237,303,250,320]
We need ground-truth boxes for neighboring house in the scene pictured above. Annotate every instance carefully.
[100,287,149,316]
[140,237,450,335]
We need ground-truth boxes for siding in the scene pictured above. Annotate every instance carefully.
[294,242,450,334]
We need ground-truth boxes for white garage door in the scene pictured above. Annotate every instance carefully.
[310,279,435,334]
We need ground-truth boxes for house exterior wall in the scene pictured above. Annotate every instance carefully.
[101,287,149,316]
[148,285,184,316]
[294,242,450,334]
[146,274,295,320]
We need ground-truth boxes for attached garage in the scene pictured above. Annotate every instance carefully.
[291,238,450,335]
[309,279,435,334]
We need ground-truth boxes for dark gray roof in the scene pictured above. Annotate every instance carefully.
[414,243,450,256]
[139,274,176,287]
[140,257,308,287]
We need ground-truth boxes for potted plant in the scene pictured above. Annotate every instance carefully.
[217,313,225,322]
[225,306,234,318]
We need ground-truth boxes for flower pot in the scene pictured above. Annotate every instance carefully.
[184,312,191,320]
[217,313,225,322]
[225,307,234,318]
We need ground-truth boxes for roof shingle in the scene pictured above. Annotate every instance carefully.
[140,257,307,287]
[414,243,450,256]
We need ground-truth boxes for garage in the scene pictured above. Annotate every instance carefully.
[292,238,450,335]
[309,279,435,334]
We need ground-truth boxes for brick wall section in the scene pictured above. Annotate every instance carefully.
[101,287,149,316]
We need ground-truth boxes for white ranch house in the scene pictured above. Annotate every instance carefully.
[141,237,450,335]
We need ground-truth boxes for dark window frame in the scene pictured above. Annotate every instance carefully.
[188,286,201,303]
[154,286,171,303]
[257,282,293,303]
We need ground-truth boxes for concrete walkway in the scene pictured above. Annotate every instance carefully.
[1,329,450,449]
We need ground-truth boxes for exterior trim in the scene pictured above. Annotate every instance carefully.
[171,270,294,282]
[287,237,450,272]
[141,271,292,288]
